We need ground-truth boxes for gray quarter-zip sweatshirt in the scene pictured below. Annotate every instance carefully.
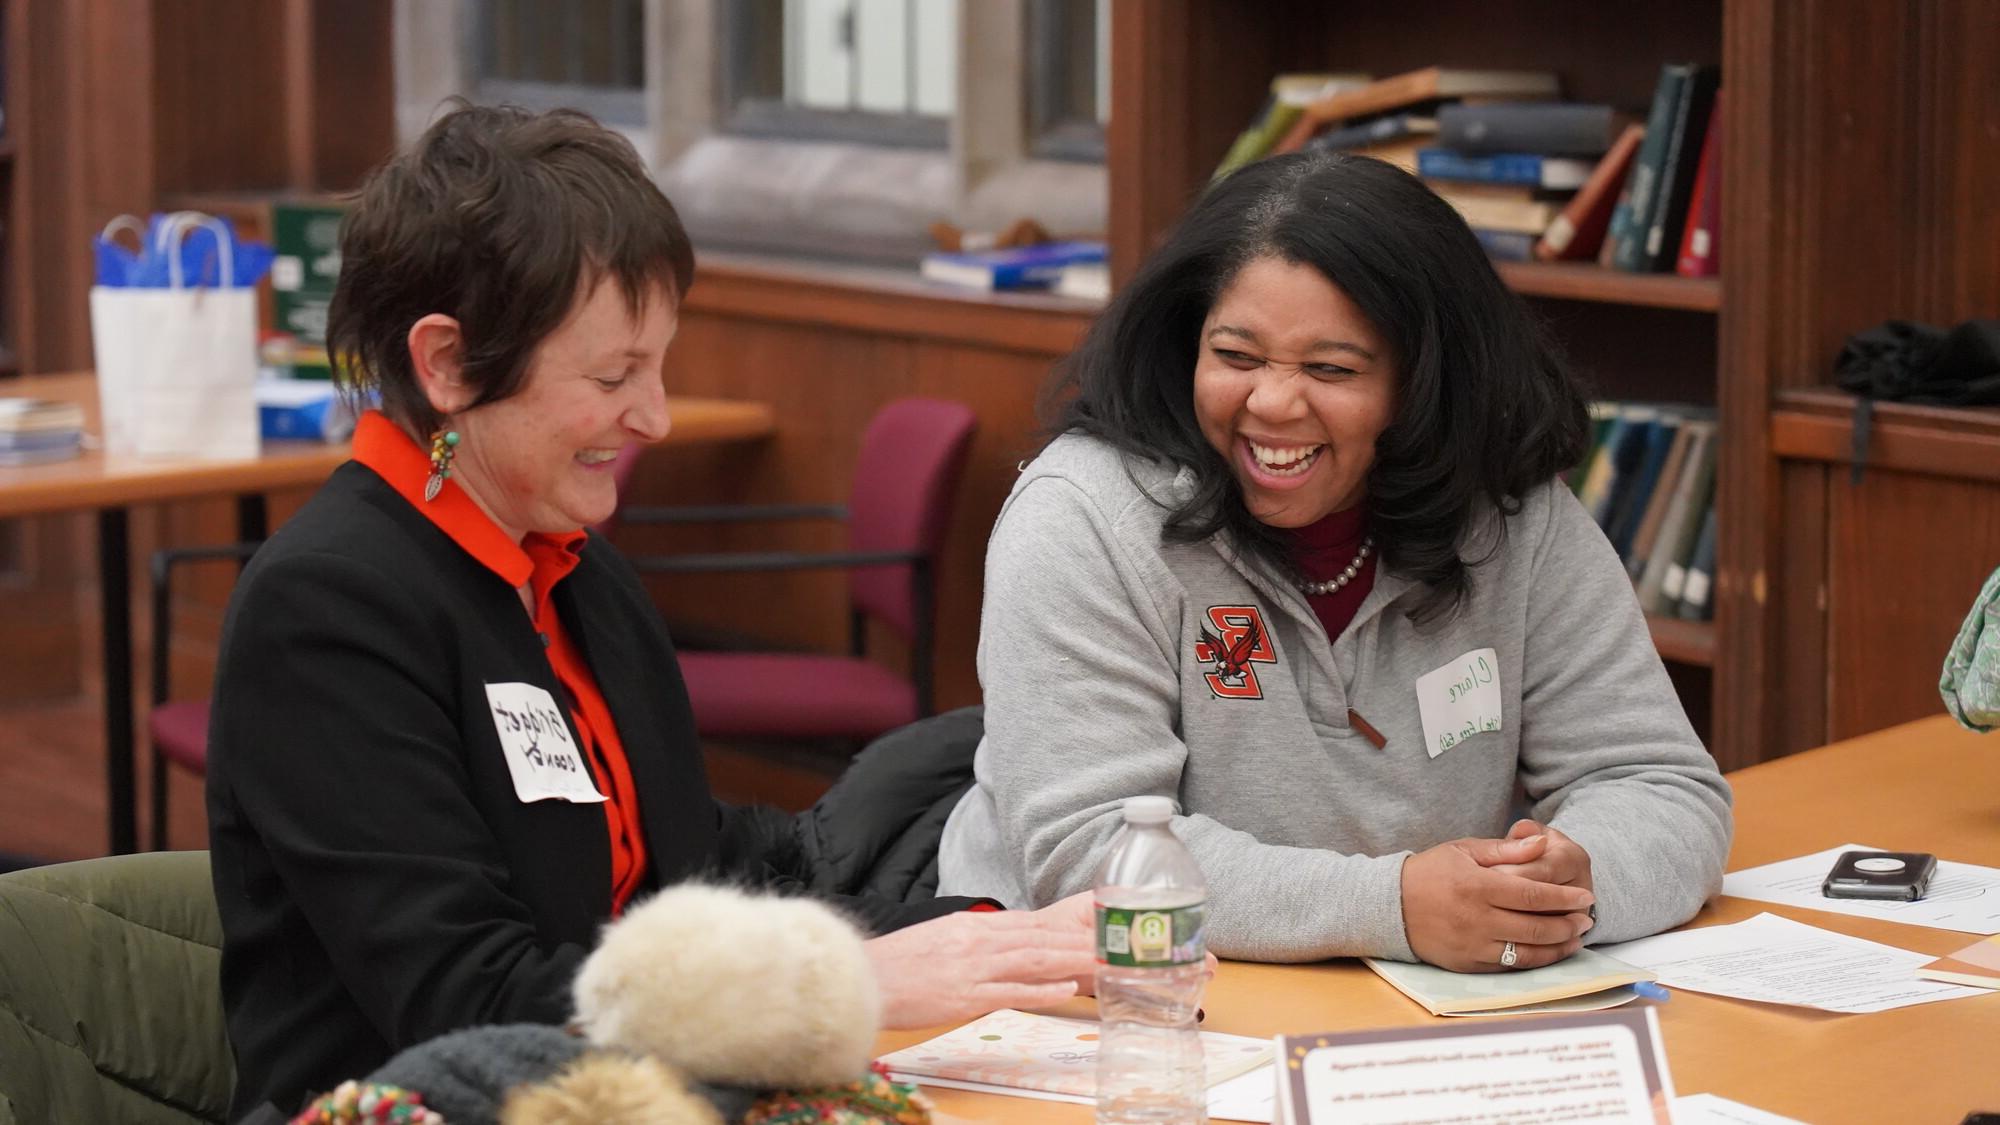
[937,433,1732,962]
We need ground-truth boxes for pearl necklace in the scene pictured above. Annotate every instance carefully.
[1297,537,1374,597]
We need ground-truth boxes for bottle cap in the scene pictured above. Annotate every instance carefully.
[1121,795,1176,823]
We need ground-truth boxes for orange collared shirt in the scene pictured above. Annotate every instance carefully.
[352,411,650,914]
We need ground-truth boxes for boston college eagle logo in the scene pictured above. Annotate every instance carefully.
[1194,606,1277,700]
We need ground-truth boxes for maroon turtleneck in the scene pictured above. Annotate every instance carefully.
[1285,503,1377,643]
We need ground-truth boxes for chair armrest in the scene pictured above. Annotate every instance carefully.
[625,549,922,575]
[616,503,848,525]
[149,542,264,588]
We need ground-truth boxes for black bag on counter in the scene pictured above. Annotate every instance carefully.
[1832,319,2000,482]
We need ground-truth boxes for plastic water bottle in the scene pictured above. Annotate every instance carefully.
[1094,795,1208,1124]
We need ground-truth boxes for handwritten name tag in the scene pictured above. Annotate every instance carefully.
[483,682,607,804]
[1414,648,1503,759]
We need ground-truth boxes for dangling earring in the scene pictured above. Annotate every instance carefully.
[424,428,459,501]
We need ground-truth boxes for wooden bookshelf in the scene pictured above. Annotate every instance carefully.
[1494,261,1720,313]
[1771,388,2000,485]
[1106,0,2000,766]
[1647,614,1717,668]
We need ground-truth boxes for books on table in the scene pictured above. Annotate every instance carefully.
[0,397,86,465]
[876,1007,1272,1096]
[919,240,1106,292]
[1362,945,1650,1016]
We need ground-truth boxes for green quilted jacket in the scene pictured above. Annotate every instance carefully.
[0,851,232,1124]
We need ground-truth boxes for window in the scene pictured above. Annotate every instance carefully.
[468,0,647,126]
[396,0,1111,265]
[1027,0,1108,161]
[722,0,958,148]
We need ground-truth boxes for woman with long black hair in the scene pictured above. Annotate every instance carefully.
[938,151,1732,973]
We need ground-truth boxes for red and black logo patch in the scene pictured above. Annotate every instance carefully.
[1194,605,1277,699]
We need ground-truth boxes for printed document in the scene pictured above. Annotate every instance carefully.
[1599,912,1989,1013]
[1722,843,2000,934]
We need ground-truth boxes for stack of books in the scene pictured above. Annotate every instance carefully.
[1250,62,1723,279]
[919,240,1107,294]
[1252,65,1561,179]
[1209,72,1374,181]
[1416,102,1638,264]
[0,397,86,465]
[1569,401,1719,622]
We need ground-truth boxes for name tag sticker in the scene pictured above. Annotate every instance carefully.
[1414,648,1503,759]
[483,682,607,804]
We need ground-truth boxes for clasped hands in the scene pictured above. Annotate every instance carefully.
[1401,818,1596,973]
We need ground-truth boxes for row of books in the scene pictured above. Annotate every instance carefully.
[1214,64,1721,278]
[1570,402,1718,622]
[0,396,84,465]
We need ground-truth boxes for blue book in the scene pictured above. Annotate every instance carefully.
[1417,148,1595,190]
[1605,415,1681,561]
[1471,228,1537,262]
[1586,408,1661,529]
[919,241,1107,291]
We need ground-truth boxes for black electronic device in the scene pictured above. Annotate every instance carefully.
[1820,850,1937,902]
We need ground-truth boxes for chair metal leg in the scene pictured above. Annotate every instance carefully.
[148,539,178,853]
[99,509,137,856]
[912,558,936,718]
[150,748,170,852]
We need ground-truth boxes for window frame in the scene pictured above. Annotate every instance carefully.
[393,0,1108,267]
[715,0,951,150]
[462,1,650,127]
[1024,0,1107,163]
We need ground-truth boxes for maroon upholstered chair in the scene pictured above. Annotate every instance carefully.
[146,542,262,850]
[619,398,978,742]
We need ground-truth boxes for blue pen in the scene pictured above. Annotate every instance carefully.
[1632,981,1672,1002]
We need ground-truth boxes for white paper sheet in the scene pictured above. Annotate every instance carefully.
[1722,843,2000,934]
[1599,912,1989,1012]
[888,1062,1277,1123]
[1671,1092,1807,1124]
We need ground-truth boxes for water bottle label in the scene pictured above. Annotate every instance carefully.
[1096,902,1206,967]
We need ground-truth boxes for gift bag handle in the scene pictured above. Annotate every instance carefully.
[158,211,236,290]
[98,214,148,253]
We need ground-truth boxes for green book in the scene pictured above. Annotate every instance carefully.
[271,201,349,379]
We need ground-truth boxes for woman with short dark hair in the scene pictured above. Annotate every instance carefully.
[207,104,1098,1120]
[938,151,1732,972]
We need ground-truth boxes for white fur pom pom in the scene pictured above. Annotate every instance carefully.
[570,884,882,1089]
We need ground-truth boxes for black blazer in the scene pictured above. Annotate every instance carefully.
[207,463,969,1119]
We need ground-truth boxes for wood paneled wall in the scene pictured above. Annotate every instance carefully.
[1721,0,2000,761]
[0,1,392,702]
[1770,395,2000,753]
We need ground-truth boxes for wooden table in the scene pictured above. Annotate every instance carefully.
[878,715,2000,1124]
[0,371,776,854]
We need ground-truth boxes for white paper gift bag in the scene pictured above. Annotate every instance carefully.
[90,212,261,459]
